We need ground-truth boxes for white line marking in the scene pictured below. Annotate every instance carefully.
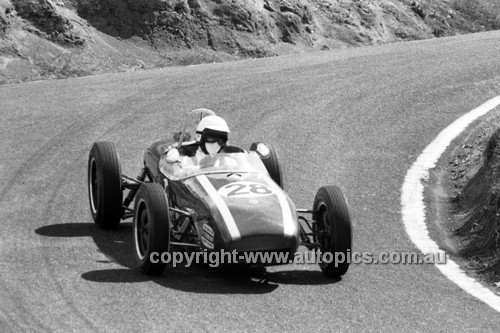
[196,175,241,240]
[401,96,500,312]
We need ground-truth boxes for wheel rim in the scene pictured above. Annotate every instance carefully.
[317,202,333,268]
[320,204,332,249]
[134,200,149,260]
[89,157,99,214]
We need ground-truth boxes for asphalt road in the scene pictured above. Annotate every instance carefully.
[1,30,500,332]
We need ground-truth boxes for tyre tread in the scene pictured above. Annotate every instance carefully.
[134,183,170,276]
[313,185,352,278]
[88,141,122,229]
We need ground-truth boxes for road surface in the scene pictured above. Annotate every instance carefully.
[1,30,500,331]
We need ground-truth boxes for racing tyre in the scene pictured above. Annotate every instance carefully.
[88,141,123,229]
[313,186,352,278]
[133,183,171,276]
[250,142,283,188]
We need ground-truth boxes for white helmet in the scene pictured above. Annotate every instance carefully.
[196,115,230,134]
[196,115,230,154]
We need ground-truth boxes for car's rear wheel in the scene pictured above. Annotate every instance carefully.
[313,186,352,278]
[250,142,283,188]
[88,141,123,229]
[133,183,171,276]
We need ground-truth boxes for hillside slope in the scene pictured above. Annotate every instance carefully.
[1,0,499,83]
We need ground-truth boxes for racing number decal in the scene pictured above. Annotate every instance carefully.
[224,183,246,197]
[218,182,274,198]
[226,184,271,197]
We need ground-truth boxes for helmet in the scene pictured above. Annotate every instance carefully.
[196,115,230,154]
[196,115,230,134]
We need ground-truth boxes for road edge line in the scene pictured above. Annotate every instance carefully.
[401,96,500,312]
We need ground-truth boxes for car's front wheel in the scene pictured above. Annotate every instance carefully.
[313,186,352,278]
[87,141,123,229]
[133,183,171,276]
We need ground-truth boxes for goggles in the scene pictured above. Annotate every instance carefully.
[204,134,227,145]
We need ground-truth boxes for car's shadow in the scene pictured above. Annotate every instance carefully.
[35,222,339,294]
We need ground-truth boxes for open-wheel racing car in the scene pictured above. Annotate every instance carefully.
[87,109,352,278]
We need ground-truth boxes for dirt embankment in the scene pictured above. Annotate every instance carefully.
[436,120,500,288]
[1,0,500,83]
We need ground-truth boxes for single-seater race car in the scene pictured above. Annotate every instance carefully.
[87,109,352,278]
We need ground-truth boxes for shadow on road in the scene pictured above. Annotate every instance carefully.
[35,222,339,294]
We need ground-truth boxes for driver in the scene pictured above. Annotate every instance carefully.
[165,114,243,162]
[195,115,243,156]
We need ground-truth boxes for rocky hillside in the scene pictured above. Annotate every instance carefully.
[1,0,499,83]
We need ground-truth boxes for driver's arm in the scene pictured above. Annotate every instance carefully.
[178,142,199,157]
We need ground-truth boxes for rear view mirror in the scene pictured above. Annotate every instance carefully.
[166,148,180,163]
[255,143,270,158]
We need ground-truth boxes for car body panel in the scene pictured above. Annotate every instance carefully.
[144,140,300,258]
